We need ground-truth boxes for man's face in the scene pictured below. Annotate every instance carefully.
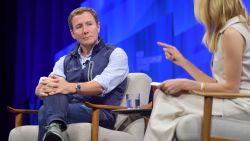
[70,12,100,48]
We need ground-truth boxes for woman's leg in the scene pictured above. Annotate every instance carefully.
[143,89,206,141]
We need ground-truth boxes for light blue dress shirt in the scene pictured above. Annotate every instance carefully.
[50,47,129,95]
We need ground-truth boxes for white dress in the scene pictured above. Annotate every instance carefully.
[143,16,250,141]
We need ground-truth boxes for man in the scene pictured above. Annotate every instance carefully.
[35,7,128,141]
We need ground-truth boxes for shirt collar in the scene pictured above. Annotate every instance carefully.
[77,38,100,58]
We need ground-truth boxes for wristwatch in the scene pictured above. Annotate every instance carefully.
[75,83,81,93]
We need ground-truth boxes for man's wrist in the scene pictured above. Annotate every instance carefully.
[75,83,81,94]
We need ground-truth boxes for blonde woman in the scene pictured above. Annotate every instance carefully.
[143,0,250,140]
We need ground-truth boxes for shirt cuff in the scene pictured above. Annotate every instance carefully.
[92,78,107,97]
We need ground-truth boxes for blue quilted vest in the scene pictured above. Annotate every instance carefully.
[63,39,127,106]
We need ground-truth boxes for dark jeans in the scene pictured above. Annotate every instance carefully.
[37,94,115,141]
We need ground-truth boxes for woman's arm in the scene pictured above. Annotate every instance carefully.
[204,27,244,93]
[157,42,215,83]
[158,27,245,94]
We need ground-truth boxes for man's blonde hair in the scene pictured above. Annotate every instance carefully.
[194,0,250,52]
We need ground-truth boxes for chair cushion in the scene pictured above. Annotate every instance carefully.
[9,125,38,141]
[9,122,143,141]
[176,115,250,140]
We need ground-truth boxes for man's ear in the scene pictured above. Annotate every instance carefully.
[97,22,100,33]
[70,29,76,39]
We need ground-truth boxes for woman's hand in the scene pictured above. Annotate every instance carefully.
[157,42,187,66]
[159,79,190,95]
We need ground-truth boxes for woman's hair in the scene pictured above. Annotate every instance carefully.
[194,0,250,52]
[68,7,99,30]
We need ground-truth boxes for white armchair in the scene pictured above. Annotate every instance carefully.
[176,91,250,141]
[8,73,152,141]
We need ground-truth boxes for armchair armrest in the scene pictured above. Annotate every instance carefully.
[84,102,127,141]
[7,106,38,114]
[85,102,127,110]
[192,91,250,141]
[193,90,250,98]
[7,106,38,127]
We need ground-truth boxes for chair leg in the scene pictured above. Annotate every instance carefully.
[15,113,23,127]
[202,96,213,141]
[91,109,100,141]
[144,117,149,133]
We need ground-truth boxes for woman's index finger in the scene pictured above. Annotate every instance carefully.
[157,42,174,48]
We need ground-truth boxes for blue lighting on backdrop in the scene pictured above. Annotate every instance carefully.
[14,0,250,124]
[55,0,209,82]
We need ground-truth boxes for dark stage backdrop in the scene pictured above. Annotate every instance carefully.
[14,0,82,124]
[1,0,249,140]
[1,0,16,140]
[1,0,81,140]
